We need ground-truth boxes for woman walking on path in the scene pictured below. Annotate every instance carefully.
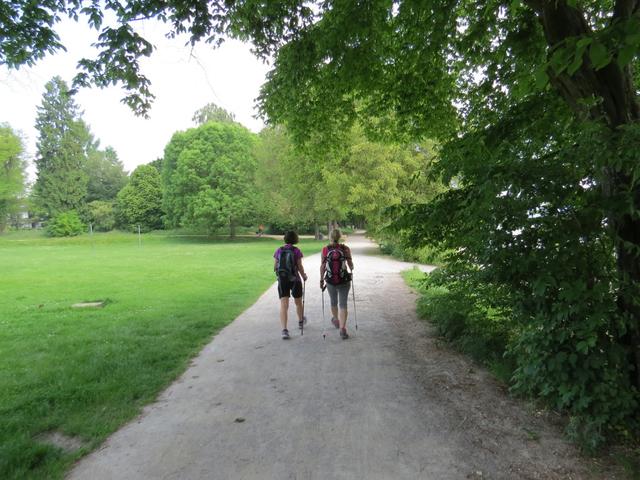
[274,231,308,339]
[320,229,354,339]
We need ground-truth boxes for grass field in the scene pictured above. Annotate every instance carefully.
[0,230,324,479]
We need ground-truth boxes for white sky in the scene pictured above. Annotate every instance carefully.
[0,17,271,179]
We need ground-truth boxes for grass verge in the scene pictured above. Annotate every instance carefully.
[0,230,323,479]
[401,267,515,385]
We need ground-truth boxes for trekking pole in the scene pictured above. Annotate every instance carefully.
[301,280,306,336]
[321,285,327,339]
[351,271,358,331]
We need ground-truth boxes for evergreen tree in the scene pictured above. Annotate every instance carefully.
[33,76,88,218]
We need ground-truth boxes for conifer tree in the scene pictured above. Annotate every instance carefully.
[33,76,88,218]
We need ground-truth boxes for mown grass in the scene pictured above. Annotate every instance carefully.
[0,230,324,479]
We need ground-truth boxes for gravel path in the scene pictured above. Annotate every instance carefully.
[69,234,603,480]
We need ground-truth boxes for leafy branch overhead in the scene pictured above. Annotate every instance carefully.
[0,0,315,115]
[2,1,638,127]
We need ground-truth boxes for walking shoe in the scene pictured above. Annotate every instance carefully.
[331,317,339,329]
[340,328,349,340]
[281,329,290,339]
[298,316,307,329]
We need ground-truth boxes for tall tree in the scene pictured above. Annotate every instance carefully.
[253,126,293,229]
[0,124,26,233]
[163,121,257,235]
[33,77,88,218]
[237,2,640,429]
[255,125,441,236]
[115,164,163,231]
[255,126,337,235]
[84,146,128,202]
[192,103,237,125]
[324,129,442,231]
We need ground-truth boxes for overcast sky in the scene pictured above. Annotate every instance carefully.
[0,17,271,179]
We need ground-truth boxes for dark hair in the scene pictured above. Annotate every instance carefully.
[284,230,299,244]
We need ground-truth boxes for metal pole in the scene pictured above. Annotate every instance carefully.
[351,271,358,331]
[301,280,306,336]
[322,286,327,339]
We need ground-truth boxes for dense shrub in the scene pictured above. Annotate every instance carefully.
[395,95,640,449]
[379,236,447,265]
[87,201,116,232]
[115,165,164,232]
[406,264,515,383]
[46,210,84,237]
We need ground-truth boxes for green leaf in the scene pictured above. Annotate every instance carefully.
[567,49,584,75]
[589,41,611,70]
[509,0,522,11]
[534,67,549,89]
[626,33,640,46]
[576,340,589,354]
[617,45,637,67]
[549,47,570,73]
[576,37,593,49]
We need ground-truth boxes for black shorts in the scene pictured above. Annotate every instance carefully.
[278,278,303,299]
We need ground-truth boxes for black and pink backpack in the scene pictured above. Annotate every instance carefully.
[325,244,351,285]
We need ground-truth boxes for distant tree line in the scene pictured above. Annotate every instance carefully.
[3,86,435,239]
[161,102,441,237]
[0,77,160,236]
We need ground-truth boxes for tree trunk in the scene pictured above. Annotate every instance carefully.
[528,0,640,389]
[0,201,7,233]
[314,222,321,240]
[229,218,236,238]
[612,171,640,389]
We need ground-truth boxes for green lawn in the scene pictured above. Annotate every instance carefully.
[0,231,324,479]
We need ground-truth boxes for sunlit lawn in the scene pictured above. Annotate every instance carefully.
[0,230,324,479]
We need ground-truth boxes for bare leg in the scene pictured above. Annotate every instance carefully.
[339,308,349,330]
[330,305,339,321]
[280,297,289,330]
[294,297,304,322]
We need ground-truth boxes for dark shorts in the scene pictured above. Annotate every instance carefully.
[278,278,303,299]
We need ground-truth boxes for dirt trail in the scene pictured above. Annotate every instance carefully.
[69,234,605,479]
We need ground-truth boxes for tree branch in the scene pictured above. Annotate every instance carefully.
[613,0,640,19]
